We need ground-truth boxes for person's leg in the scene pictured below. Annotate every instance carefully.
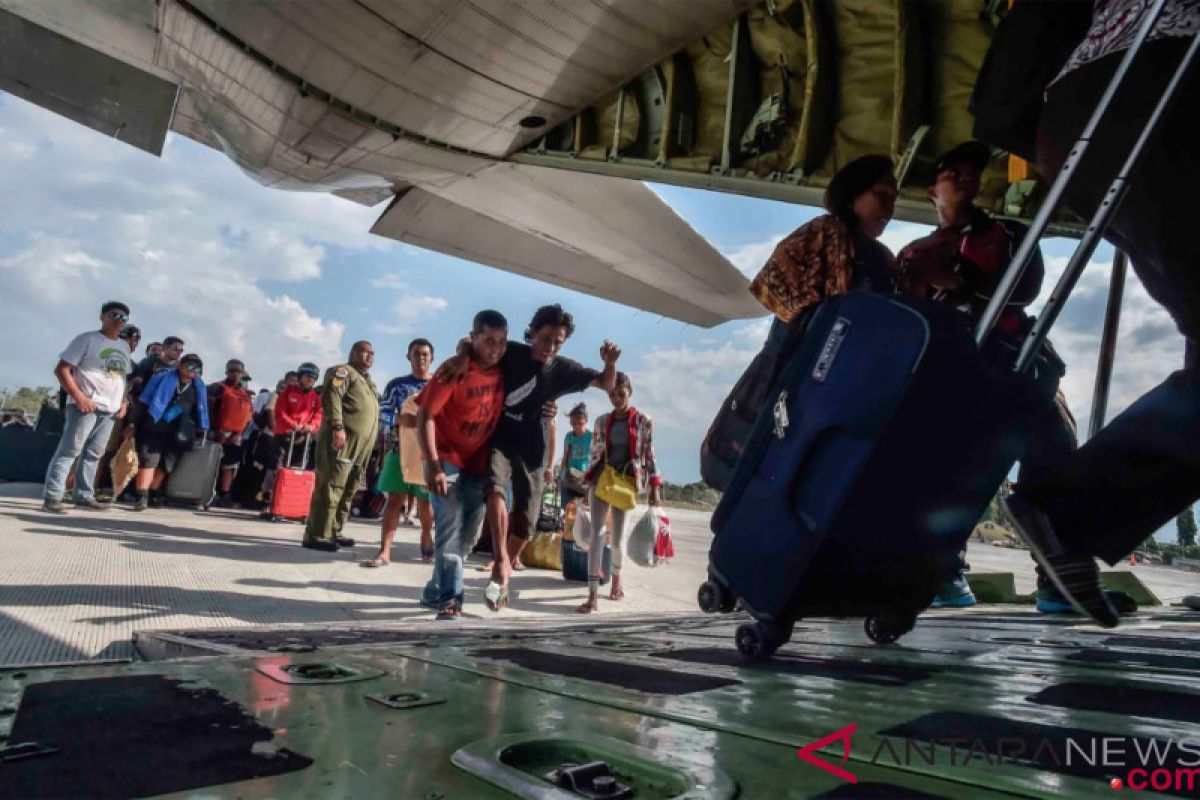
[485,450,513,583]
[367,493,403,565]
[330,441,370,544]
[416,496,434,557]
[72,412,114,503]
[506,462,543,568]
[43,405,92,506]
[579,489,609,613]
[305,430,351,545]
[607,505,628,600]
[433,468,468,614]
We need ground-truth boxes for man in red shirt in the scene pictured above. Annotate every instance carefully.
[417,309,507,620]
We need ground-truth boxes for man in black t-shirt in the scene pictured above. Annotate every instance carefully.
[447,305,620,606]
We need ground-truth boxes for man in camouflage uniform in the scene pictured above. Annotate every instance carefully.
[303,341,380,552]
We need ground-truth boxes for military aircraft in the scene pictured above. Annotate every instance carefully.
[1,0,1060,328]
[2,2,1199,798]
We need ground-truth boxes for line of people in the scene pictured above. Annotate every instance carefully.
[41,301,660,619]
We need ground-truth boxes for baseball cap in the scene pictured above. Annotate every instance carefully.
[931,141,992,180]
[118,325,141,340]
[297,362,320,377]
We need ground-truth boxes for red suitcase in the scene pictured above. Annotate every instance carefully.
[269,433,314,522]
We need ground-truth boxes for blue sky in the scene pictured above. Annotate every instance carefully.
[0,92,1194,545]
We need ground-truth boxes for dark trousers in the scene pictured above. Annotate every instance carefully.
[1018,39,1200,563]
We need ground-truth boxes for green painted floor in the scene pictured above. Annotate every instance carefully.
[2,608,1199,799]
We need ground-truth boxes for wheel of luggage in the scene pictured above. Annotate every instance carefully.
[864,612,916,645]
[734,620,789,660]
[697,580,736,614]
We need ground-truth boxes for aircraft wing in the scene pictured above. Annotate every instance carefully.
[372,162,764,328]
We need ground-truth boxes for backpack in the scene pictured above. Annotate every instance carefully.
[216,383,254,434]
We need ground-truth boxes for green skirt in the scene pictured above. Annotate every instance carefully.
[377,451,429,500]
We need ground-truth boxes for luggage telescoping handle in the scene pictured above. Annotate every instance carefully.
[973,0,1186,370]
[286,429,313,471]
[1013,33,1199,374]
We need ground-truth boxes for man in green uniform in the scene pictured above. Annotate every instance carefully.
[303,341,380,552]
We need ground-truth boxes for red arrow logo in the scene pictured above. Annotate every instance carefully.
[796,723,858,784]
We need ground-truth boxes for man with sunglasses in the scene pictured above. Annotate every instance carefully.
[127,353,210,511]
[43,301,134,513]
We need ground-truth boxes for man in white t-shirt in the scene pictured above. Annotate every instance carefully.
[43,301,134,513]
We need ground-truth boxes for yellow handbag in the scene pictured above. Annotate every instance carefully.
[595,412,639,511]
[595,464,637,512]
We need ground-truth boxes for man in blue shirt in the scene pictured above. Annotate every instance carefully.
[365,338,435,566]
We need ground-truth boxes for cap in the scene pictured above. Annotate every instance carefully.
[118,325,141,339]
[225,359,245,371]
[297,361,320,377]
[932,141,992,180]
[180,353,203,369]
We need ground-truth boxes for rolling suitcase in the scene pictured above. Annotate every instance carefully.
[269,433,315,522]
[700,4,1196,658]
[165,433,222,510]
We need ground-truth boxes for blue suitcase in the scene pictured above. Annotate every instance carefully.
[700,292,1060,656]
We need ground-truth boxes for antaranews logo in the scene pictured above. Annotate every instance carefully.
[796,724,858,784]
[796,725,1200,792]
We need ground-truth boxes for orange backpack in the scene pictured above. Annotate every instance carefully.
[216,383,253,434]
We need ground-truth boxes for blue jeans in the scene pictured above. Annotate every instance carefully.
[44,405,116,502]
[421,464,487,610]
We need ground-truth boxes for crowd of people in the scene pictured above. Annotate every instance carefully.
[40,301,657,620]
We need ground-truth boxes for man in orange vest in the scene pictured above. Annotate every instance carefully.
[207,359,255,508]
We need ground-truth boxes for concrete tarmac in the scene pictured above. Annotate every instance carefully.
[0,482,1195,666]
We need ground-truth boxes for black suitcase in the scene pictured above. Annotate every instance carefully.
[165,435,222,510]
[701,293,1060,656]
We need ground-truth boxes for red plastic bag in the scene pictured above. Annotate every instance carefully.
[653,511,674,564]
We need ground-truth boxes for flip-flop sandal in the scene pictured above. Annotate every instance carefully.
[360,558,389,568]
[609,589,625,601]
[576,601,598,614]
[512,561,526,572]
[486,584,510,612]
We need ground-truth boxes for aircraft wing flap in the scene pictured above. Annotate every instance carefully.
[371,172,765,328]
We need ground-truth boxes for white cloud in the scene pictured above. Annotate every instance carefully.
[0,96,389,390]
[369,282,449,336]
[725,236,783,276]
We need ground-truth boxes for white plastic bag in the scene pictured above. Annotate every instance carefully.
[627,506,657,568]
[573,504,594,549]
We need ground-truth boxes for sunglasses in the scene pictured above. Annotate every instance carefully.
[184,364,202,374]
[108,311,130,322]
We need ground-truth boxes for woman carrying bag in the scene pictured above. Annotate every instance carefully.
[577,372,661,613]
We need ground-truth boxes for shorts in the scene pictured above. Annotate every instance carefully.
[488,448,543,539]
[136,428,188,473]
[220,442,243,468]
[377,451,429,501]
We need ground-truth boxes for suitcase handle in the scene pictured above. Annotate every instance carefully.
[973,0,1190,370]
[286,430,313,471]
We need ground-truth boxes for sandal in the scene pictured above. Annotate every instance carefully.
[576,599,598,614]
[485,582,510,612]
[360,557,390,568]
[608,588,625,601]
[512,560,526,572]
[436,604,461,621]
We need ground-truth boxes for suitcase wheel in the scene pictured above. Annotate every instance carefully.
[735,620,788,660]
[697,580,736,614]
[864,613,917,645]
